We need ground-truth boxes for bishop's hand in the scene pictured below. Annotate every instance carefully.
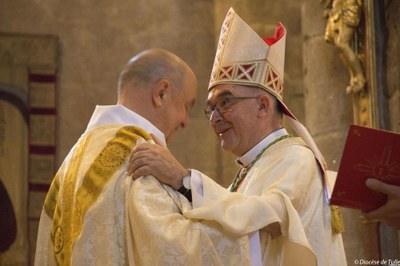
[128,134,189,190]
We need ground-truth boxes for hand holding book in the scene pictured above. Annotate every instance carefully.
[361,178,400,230]
[330,125,400,215]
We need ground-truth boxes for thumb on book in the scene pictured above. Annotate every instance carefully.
[365,178,400,198]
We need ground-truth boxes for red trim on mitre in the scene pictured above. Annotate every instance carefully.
[282,105,296,119]
[262,22,285,46]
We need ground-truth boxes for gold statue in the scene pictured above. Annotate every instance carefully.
[323,0,366,94]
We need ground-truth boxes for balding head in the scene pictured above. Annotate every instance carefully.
[118,48,192,100]
[117,48,198,142]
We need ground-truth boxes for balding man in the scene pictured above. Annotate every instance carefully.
[35,49,254,265]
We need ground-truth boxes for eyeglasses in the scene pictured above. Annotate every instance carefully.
[204,96,259,120]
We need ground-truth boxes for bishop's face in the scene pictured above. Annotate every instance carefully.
[206,84,262,156]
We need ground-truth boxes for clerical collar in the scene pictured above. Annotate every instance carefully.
[86,104,166,146]
[237,128,288,166]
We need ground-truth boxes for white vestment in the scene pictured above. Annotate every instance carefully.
[34,105,255,266]
[185,128,347,266]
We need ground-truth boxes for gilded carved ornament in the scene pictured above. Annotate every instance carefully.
[322,0,366,95]
[322,0,378,128]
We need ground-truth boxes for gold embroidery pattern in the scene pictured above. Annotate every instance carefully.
[213,61,283,99]
[48,126,151,265]
[210,8,235,84]
[51,132,92,263]
[209,8,284,100]
[354,146,400,181]
[43,170,61,219]
[54,226,64,254]
[264,65,283,98]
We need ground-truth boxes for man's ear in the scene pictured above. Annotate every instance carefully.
[152,79,170,107]
[257,94,270,117]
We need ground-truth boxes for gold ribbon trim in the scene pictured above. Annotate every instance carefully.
[331,205,345,234]
[43,126,151,265]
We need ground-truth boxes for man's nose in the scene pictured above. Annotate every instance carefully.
[210,108,222,125]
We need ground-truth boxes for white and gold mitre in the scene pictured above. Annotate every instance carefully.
[209,9,335,213]
[209,7,286,102]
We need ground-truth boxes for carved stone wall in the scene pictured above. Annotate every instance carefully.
[303,0,400,263]
[383,0,400,256]
[301,1,381,265]
[0,33,58,265]
[385,1,400,133]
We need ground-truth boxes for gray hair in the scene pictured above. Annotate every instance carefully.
[245,85,284,116]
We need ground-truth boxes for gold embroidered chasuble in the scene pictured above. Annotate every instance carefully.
[185,137,347,266]
[35,125,152,265]
[35,122,254,265]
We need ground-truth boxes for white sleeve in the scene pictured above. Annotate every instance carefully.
[189,169,232,208]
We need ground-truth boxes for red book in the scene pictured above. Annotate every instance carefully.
[330,124,400,211]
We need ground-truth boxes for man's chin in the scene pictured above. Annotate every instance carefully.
[220,140,233,153]
[165,132,175,144]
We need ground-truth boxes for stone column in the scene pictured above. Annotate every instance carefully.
[301,0,380,264]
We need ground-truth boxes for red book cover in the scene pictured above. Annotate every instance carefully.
[330,124,400,211]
